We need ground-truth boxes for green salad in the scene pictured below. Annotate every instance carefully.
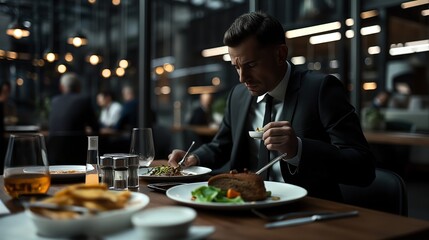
[191,186,244,203]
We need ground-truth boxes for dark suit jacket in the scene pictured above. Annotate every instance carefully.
[194,64,376,201]
[48,93,99,165]
[115,99,138,130]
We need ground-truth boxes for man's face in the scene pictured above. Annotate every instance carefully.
[228,37,285,96]
[97,94,106,107]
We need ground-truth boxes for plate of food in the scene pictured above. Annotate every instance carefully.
[139,165,212,181]
[26,183,150,237]
[166,172,307,210]
[49,165,94,179]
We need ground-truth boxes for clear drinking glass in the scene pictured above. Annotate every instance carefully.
[129,128,155,168]
[3,134,51,198]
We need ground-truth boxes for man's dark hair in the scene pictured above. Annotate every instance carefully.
[223,12,285,47]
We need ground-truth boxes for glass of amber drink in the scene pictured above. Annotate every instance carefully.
[3,134,51,198]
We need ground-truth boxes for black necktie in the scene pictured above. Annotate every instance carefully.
[258,94,273,180]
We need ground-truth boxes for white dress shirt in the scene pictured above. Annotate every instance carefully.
[100,101,122,128]
[250,62,302,182]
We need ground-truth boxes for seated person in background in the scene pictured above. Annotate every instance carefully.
[168,12,375,202]
[372,91,390,109]
[362,91,391,130]
[48,72,100,165]
[188,93,215,145]
[116,85,138,131]
[97,90,122,129]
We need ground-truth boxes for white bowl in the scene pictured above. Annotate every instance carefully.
[249,131,263,139]
[27,192,150,238]
[132,206,196,240]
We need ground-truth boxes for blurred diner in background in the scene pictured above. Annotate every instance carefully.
[0,0,428,221]
[96,89,122,129]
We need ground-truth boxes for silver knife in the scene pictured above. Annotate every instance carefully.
[265,210,359,229]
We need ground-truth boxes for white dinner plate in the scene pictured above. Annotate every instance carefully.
[139,166,212,181]
[249,131,263,139]
[49,165,94,179]
[166,181,307,210]
[27,191,150,238]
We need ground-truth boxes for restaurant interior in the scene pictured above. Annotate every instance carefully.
[0,0,429,234]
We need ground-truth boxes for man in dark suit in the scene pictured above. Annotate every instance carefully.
[168,12,375,201]
[115,85,138,131]
[48,72,99,165]
[188,93,214,145]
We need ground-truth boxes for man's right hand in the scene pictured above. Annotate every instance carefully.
[168,149,198,168]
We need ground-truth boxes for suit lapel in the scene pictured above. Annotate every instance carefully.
[230,88,253,170]
[282,65,302,122]
[234,91,253,138]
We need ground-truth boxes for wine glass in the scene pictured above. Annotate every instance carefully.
[3,134,51,198]
[130,128,155,168]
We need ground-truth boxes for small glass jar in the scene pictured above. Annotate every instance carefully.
[127,154,139,189]
[113,156,128,190]
[99,156,114,188]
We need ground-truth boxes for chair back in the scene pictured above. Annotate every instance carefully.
[340,168,408,216]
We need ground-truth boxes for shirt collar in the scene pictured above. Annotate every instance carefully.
[257,61,291,103]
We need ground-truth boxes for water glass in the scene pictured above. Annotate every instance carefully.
[129,128,155,167]
[3,134,50,198]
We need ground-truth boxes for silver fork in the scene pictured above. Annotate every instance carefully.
[251,209,331,222]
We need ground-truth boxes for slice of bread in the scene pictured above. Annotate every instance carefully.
[208,172,267,201]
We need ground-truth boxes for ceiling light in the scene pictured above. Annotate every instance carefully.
[87,53,102,65]
[363,82,377,90]
[202,46,228,57]
[360,10,378,19]
[401,0,428,9]
[64,52,74,62]
[116,67,125,77]
[119,59,129,69]
[44,51,57,62]
[6,2,31,40]
[360,25,381,35]
[163,63,174,73]
[368,46,381,55]
[291,56,306,65]
[346,30,354,38]
[329,60,339,69]
[68,0,88,47]
[67,32,88,47]
[101,69,111,78]
[390,39,429,56]
[6,21,30,39]
[286,21,341,39]
[57,63,67,73]
[309,32,341,45]
[345,18,354,26]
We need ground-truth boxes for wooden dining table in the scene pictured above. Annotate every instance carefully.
[1,168,429,239]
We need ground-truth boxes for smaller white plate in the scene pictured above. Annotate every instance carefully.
[139,166,212,181]
[166,181,307,210]
[27,192,150,237]
[249,131,263,139]
[49,165,94,179]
